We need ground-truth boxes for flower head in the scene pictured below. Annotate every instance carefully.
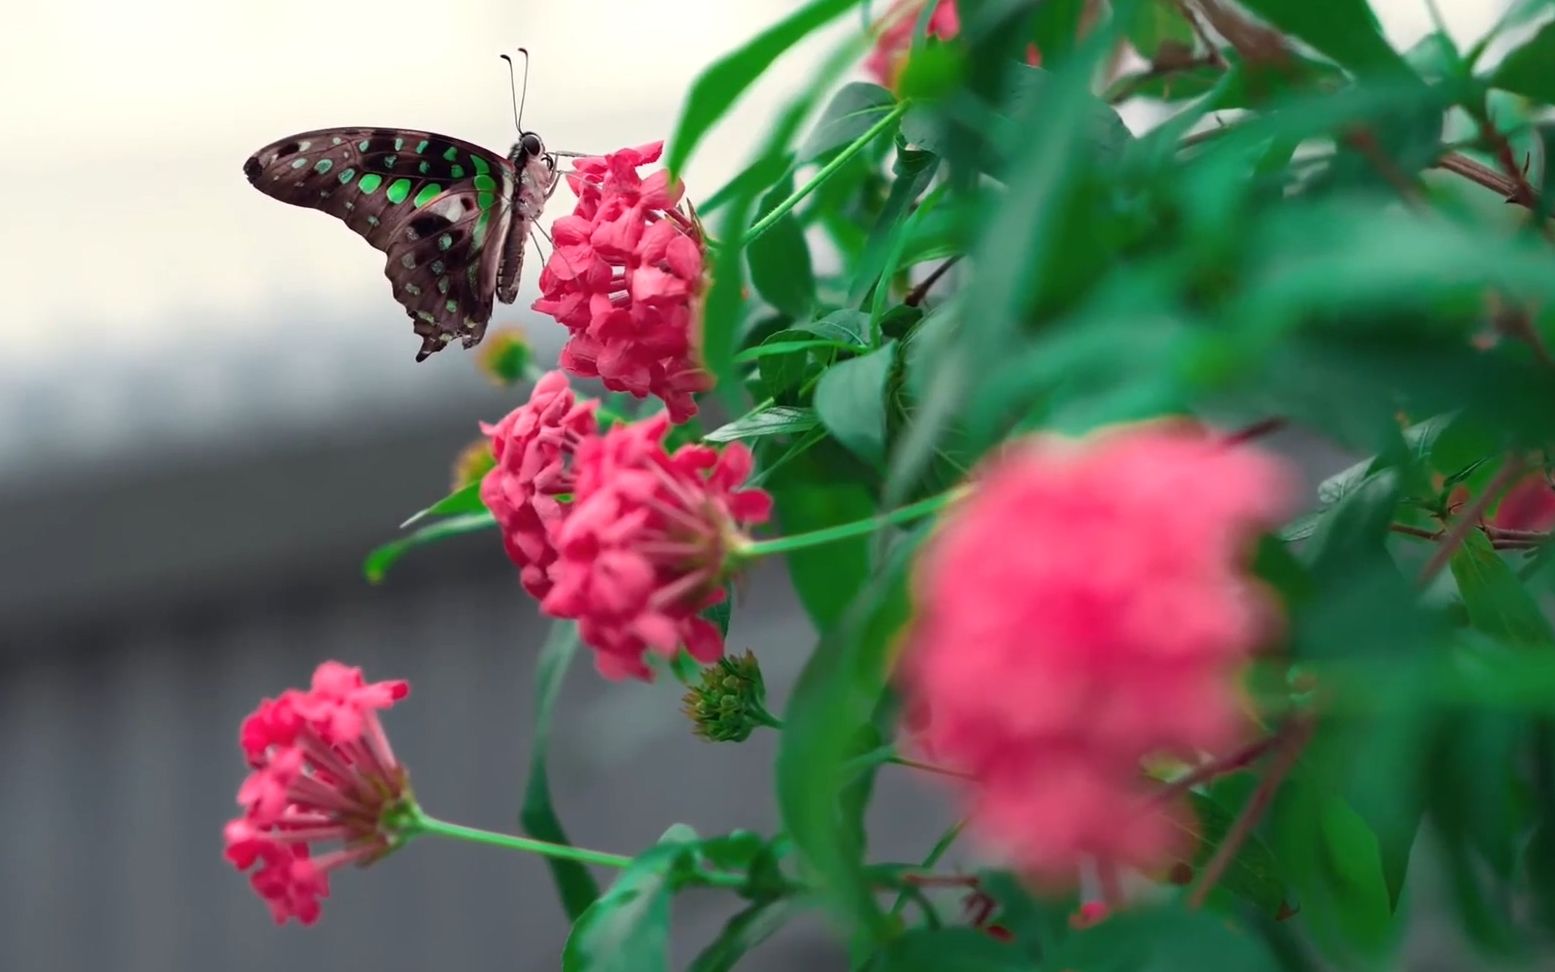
[682,650,778,742]
[541,415,772,680]
[476,326,532,386]
[866,0,962,87]
[900,424,1294,883]
[225,662,413,925]
[1494,470,1555,532]
[533,141,712,423]
[480,371,599,599]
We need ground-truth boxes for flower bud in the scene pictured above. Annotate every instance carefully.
[681,650,777,742]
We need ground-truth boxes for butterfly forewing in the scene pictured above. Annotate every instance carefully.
[245,127,517,360]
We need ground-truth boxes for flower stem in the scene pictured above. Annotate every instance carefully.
[410,811,634,870]
[744,101,910,246]
[743,488,961,558]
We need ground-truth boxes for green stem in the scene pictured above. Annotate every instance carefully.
[742,488,961,558]
[744,101,910,246]
[411,811,633,870]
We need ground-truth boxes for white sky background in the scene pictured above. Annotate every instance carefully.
[0,0,1514,367]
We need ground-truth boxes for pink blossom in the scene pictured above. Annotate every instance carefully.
[541,415,772,680]
[865,1,1037,88]
[533,141,712,423]
[224,662,412,925]
[479,371,599,598]
[900,424,1294,883]
[1494,471,1555,532]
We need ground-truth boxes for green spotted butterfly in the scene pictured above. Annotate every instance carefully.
[245,126,558,361]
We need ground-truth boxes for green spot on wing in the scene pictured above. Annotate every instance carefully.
[472,155,490,176]
[338,167,355,184]
[383,155,398,169]
[386,178,413,204]
[358,139,370,151]
[313,159,333,174]
[438,233,453,251]
[445,299,459,313]
[419,161,431,175]
[413,183,442,208]
[358,173,383,194]
[473,173,496,192]
[416,139,429,153]
[290,158,308,169]
[443,146,459,162]
[477,190,495,212]
[450,164,465,178]
[394,137,405,151]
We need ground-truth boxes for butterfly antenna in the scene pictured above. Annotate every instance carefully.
[499,49,531,133]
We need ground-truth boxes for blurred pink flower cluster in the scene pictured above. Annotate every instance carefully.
[533,141,711,424]
[223,662,411,925]
[900,425,1294,882]
[482,374,770,679]
[865,0,1039,88]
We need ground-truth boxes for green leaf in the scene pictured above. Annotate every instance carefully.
[734,338,860,362]
[686,900,799,972]
[520,622,601,921]
[800,309,872,347]
[561,834,696,972]
[815,342,898,468]
[705,406,821,443]
[775,530,923,943]
[666,0,865,175]
[850,145,940,305]
[800,82,899,162]
[748,176,816,319]
[1492,19,1555,102]
[1450,530,1555,647]
[767,443,876,629]
[1125,0,1196,59]
[400,480,484,528]
[1181,782,1294,918]
[1044,905,1283,971]
[978,870,1077,961]
[361,511,494,584]
[865,928,1030,971]
[1234,0,1411,77]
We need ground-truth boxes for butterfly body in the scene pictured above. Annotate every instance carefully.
[245,127,557,360]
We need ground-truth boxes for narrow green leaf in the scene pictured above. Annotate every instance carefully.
[1450,530,1555,647]
[687,900,798,972]
[362,511,494,584]
[1044,905,1283,971]
[400,480,485,528]
[800,82,899,162]
[1492,19,1555,102]
[754,327,823,402]
[1235,0,1411,77]
[850,145,940,305]
[815,342,898,468]
[748,176,816,319]
[705,406,821,443]
[1182,782,1294,918]
[561,836,694,972]
[520,622,602,921]
[666,0,864,175]
[799,309,872,347]
[734,338,859,363]
[866,928,1030,971]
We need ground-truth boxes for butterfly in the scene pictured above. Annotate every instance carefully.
[245,95,559,361]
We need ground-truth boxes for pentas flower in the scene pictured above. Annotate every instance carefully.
[900,424,1294,884]
[480,371,599,599]
[533,141,711,423]
[225,662,413,925]
[541,414,772,680]
[1494,471,1555,532]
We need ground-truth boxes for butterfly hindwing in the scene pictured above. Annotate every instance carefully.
[244,127,516,358]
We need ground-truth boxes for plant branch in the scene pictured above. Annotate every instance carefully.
[1188,718,1310,908]
[905,256,961,307]
[1435,152,1544,212]
[1419,456,1528,584]
[1151,732,1283,806]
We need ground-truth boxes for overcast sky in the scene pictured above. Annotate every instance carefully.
[0,0,1511,366]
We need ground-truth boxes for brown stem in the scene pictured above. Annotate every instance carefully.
[1345,129,1425,206]
[1478,118,1545,224]
[1188,718,1311,908]
[901,872,980,888]
[1390,523,1443,541]
[1223,417,1288,445]
[1189,0,1292,69]
[1435,152,1542,212]
[888,755,975,780]
[1151,733,1282,806]
[1419,456,1528,584]
[1170,0,1227,67]
[905,257,961,307]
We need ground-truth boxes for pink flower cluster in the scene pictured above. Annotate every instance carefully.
[533,141,711,424]
[223,662,412,925]
[1494,471,1555,532]
[899,424,1294,882]
[481,375,771,679]
[480,370,598,598]
[866,1,1039,88]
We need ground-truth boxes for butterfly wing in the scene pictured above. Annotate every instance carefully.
[245,127,515,360]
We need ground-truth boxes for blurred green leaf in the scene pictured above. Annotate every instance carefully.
[1125,0,1196,59]
[801,309,872,347]
[362,511,494,584]
[850,145,941,305]
[749,176,817,319]
[815,342,898,468]
[1492,19,1555,102]
[800,83,899,162]
[1235,0,1411,77]
[400,480,484,528]
[768,444,876,629]
[561,831,697,972]
[520,622,601,921]
[687,900,799,972]
[1451,530,1555,647]
[865,928,1030,970]
[776,529,923,943]
[1044,905,1283,970]
[705,405,822,443]
[978,870,1076,962]
[1182,779,1295,918]
[735,339,860,363]
[666,0,865,175]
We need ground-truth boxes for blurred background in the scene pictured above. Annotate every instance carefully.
[0,1,1521,969]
